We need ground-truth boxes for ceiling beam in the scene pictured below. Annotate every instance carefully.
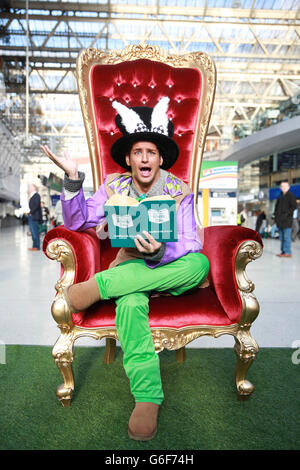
[2,45,300,62]
[3,11,300,28]
[8,1,300,22]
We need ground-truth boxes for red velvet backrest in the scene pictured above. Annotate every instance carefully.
[90,58,202,185]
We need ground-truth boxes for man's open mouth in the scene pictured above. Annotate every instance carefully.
[139,167,152,177]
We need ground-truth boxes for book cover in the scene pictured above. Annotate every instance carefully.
[104,194,178,247]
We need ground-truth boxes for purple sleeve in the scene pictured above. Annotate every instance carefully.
[145,193,202,268]
[61,183,108,231]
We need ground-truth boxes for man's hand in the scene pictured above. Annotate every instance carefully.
[134,231,162,255]
[40,145,79,180]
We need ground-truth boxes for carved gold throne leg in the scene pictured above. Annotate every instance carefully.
[52,327,75,407]
[234,239,262,400]
[46,239,77,407]
[234,327,259,401]
[176,346,186,363]
[104,338,116,364]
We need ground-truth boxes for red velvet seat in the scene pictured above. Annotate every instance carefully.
[44,224,262,329]
[43,45,263,407]
[81,289,233,329]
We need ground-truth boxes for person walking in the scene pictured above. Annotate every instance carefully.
[274,180,297,257]
[291,207,299,242]
[54,199,63,226]
[40,201,50,234]
[28,183,42,251]
[255,210,266,235]
[238,207,247,227]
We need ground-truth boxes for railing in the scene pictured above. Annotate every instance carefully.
[234,92,300,139]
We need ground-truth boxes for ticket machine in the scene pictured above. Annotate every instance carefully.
[198,161,238,227]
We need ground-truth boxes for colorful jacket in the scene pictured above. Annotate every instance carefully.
[61,171,202,268]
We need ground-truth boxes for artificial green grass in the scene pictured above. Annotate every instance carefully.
[0,345,299,450]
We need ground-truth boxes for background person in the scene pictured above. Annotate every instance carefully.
[54,199,63,226]
[237,207,247,227]
[40,201,50,234]
[291,207,299,242]
[255,209,266,235]
[274,180,297,257]
[28,183,42,251]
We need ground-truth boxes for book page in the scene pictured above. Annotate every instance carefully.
[105,193,172,206]
[140,195,173,203]
[104,194,139,206]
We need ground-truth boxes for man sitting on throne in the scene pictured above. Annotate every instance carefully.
[41,96,209,441]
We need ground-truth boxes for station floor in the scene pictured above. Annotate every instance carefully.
[0,224,299,349]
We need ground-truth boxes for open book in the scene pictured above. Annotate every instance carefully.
[104,194,177,247]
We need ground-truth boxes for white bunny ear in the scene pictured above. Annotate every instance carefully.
[151,96,170,135]
[112,100,146,134]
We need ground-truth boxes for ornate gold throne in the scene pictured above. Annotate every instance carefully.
[43,44,263,407]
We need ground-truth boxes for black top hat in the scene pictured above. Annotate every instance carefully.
[110,96,179,170]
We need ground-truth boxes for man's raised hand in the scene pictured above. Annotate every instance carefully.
[40,145,79,180]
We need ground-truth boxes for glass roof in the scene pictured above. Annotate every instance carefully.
[1,0,300,175]
[20,0,299,6]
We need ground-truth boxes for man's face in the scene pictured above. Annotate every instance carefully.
[125,141,163,189]
[280,182,290,194]
[28,184,35,194]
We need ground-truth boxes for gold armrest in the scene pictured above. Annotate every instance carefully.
[46,239,75,329]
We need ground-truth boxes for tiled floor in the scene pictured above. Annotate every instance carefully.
[0,225,299,348]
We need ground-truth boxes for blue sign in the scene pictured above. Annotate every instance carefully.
[50,195,61,207]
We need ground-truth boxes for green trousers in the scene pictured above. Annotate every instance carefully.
[94,252,209,405]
